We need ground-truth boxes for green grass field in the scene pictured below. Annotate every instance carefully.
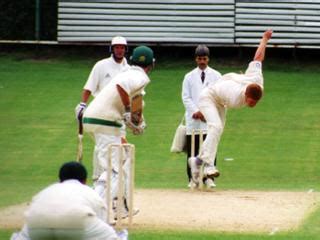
[0,49,319,239]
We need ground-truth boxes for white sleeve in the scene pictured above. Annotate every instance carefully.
[213,70,222,86]
[83,62,100,95]
[245,61,262,75]
[91,194,108,221]
[217,71,222,79]
[10,225,31,240]
[95,204,108,221]
[182,75,198,114]
[245,61,263,87]
[118,76,149,98]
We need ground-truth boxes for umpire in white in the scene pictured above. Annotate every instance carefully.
[182,45,221,188]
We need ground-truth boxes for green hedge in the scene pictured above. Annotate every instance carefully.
[0,0,57,41]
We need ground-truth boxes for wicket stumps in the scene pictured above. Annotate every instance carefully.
[106,143,135,228]
[191,129,205,190]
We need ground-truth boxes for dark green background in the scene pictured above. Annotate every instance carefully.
[0,0,57,40]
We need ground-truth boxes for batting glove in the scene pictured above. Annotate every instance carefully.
[75,102,86,120]
[132,120,146,135]
[123,111,145,135]
[123,111,131,124]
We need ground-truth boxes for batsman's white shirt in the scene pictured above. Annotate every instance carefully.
[84,56,129,97]
[182,66,221,134]
[84,66,150,136]
[204,61,263,109]
[83,65,150,203]
[19,180,118,240]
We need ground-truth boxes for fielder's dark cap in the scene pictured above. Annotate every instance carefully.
[59,161,87,183]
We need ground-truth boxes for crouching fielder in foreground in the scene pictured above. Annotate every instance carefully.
[11,162,128,240]
[189,30,273,185]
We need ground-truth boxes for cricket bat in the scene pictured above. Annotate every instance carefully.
[76,114,83,162]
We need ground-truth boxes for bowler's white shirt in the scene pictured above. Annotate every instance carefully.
[84,56,129,97]
[25,180,107,229]
[182,66,221,134]
[205,61,263,109]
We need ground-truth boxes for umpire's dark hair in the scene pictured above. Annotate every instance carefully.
[59,161,87,183]
[195,44,210,57]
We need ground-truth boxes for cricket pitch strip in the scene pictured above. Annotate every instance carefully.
[1,189,319,234]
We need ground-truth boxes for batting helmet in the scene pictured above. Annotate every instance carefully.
[195,44,210,57]
[109,36,127,53]
[130,46,154,67]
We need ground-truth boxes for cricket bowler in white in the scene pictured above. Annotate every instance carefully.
[75,36,130,181]
[11,162,128,240]
[83,46,155,220]
[189,30,273,186]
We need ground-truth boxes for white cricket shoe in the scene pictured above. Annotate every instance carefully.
[188,157,201,183]
[10,233,19,240]
[205,178,216,189]
[114,207,140,220]
[203,165,220,178]
[127,208,140,218]
[187,179,197,188]
[117,229,128,240]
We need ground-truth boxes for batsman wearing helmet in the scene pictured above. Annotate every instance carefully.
[189,30,273,186]
[83,46,155,221]
[75,36,130,181]
[182,44,221,189]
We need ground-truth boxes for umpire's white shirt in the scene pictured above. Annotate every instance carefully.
[84,55,129,97]
[182,66,221,135]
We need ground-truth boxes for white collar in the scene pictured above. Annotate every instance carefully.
[110,55,127,65]
[197,67,207,74]
[61,179,83,185]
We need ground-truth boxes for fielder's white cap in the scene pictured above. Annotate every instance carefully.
[111,36,127,46]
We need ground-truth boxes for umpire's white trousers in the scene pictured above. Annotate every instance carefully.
[198,94,226,165]
[10,217,119,240]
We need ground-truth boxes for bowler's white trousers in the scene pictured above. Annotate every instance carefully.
[198,93,226,166]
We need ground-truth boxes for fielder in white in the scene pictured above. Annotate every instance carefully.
[75,36,130,181]
[189,30,273,185]
[83,46,154,219]
[11,162,128,240]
